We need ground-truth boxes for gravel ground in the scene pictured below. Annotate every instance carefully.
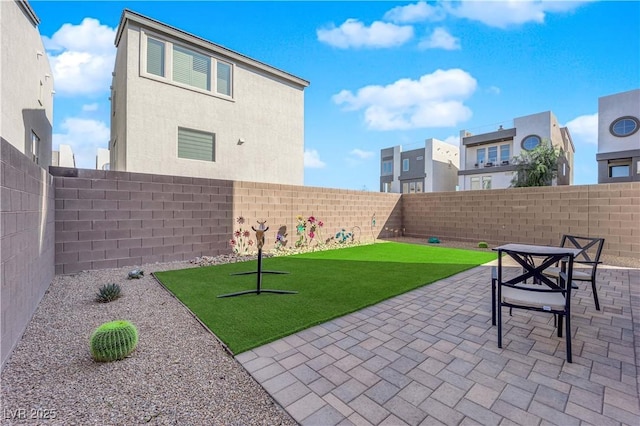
[2,238,637,425]
[0,259,296,426]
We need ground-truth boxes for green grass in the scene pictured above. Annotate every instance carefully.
[154,242,496,354]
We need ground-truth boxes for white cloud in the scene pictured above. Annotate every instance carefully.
[53,118,110,169]
[304,149,326,168]
[317,19,414,49]
[333,68,477,130]
[565,113,598,145]
[42,18,116,96]
[350,149,375,159]
[418,27,460,50]
[384,1,446,23]
[442,135,460,146]
[82,103,99,112]
[487,86,501,95]
[444,0,588,29]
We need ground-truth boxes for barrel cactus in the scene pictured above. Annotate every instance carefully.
[90,320,139,362]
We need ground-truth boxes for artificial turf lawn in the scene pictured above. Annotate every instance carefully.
[154,242,496,354]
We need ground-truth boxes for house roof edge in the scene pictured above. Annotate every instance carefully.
[115,8,309,89]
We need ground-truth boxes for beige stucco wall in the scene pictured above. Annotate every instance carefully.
[0,0,53,167]
[111,22,305,186]
[598,89,640,155]
[426,138,459,192]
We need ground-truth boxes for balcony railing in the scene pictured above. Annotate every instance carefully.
[473,160,510,168]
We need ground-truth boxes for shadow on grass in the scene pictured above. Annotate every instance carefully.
[155,245,496,354]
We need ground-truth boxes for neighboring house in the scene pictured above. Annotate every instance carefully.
[110,9,309,185]
[0,0,54,168]
[380,138,460,193]
[96,147,110,170]
[596,89,640,183]
[458,111,574,190]
[51,144,76,167]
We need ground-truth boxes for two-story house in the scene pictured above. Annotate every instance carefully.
[458,111,574,190]
[110,10,309,185]
[0,0,54,168]
[380,138,460,193]
[596,89,640,183]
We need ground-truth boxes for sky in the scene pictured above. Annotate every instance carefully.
[31,0,640,190]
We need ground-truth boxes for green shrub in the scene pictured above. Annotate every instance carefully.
[428,237,440,244]
[90,320,138,362]
[478,241,489,248]
[95,283,121,303]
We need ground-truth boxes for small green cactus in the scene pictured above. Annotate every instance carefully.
[478,241,489,248]
[95,283,121,303]
[90,320,139,362]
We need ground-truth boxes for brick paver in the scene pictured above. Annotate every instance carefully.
[237,265,639,425]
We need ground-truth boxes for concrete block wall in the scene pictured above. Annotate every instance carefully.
[51,168,235,274]
[51,168,403,274]
[1,139,55,368]
[401,182,640,259]
[231,181,403,249]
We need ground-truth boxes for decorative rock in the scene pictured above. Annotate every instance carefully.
[127,269,144,279]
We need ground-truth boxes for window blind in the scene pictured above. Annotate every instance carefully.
[173,45,210,91]
[146,38,165,77]
[178,128,215,162]
[217,62,231,96]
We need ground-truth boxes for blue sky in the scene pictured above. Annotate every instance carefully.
[32,1,639,190]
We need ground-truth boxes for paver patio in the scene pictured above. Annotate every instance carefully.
[237,263,640,425]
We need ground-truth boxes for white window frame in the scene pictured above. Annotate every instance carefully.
[416,181,423,193]
[31,131,40,165]
[140,30,234,100]
[177,127,216,162]
[476,148,486,165]
[482,176,492,190]
[381,160,393,176]
[500,144,510,164]
[402,158,409,172]
[470,177,480,190]
[487,146,498,164]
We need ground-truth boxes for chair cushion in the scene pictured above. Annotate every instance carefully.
[502,284,566,311]
[542,267,592,281]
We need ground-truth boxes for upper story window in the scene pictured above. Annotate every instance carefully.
[143,32,233,98]
[521,135,541,151]
[381,160,392,175]
[488,146,498,163]
[402,158,409,172]
[476,147,486,165]
[610,116,639,137]
[173,45,211,91]
[500,144,510,163]
[147,38,165,77]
